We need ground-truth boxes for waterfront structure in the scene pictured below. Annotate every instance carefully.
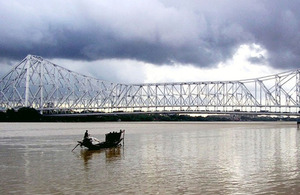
[1,55,300,116]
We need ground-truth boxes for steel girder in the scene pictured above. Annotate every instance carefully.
[0,55,300,114]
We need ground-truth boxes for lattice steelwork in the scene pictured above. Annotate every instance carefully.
[1,55,300,115]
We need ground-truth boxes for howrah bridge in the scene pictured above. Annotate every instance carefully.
[1,55,300,117]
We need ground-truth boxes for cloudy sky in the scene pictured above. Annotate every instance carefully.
[0,0,299,84]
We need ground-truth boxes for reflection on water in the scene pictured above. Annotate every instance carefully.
[80,149,103,165]
[80,147,122,165]
[1,122,300,194]
[105,147,122,160]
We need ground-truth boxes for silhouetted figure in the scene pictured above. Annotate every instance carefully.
[84,130,89,139]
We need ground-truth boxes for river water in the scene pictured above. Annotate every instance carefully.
[0,122,300,194]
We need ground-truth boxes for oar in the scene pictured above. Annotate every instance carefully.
[72,143,80,151]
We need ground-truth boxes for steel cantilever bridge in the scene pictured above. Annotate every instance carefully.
[1,55,300,116]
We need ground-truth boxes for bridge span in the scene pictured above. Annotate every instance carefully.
[1,55,300,116]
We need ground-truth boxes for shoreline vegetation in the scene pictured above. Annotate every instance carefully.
[0,107,297,122]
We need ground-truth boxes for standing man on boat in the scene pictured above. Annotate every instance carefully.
[84,130,89,139]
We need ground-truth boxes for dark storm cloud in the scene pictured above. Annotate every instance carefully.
[1,0,300,69]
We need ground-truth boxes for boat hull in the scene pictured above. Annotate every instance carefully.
[78,138,123,150]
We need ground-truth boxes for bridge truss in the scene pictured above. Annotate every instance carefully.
[0,55,300,116]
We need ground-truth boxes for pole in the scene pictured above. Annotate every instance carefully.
[72,143,80,151]
[123,129,125,146]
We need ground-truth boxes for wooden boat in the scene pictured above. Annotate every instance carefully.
[72,130,125,151]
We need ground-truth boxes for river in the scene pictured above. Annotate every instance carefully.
[0,122,299,194]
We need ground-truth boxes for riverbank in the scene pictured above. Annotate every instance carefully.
[0,107,297,122]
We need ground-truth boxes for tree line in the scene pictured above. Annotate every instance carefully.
[0,107,296,122]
